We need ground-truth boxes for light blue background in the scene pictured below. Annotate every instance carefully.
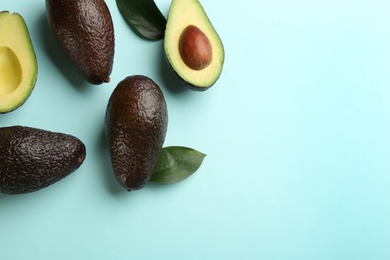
[1,0,390,259]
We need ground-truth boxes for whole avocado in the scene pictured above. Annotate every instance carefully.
[105,75,168,191]
[0,126,86,194]
[46,0,115,85]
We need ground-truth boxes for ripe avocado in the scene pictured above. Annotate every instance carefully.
[46,0,115,85]
[105,75,168,191]
[0,126,86,194]
[0,11,37,113]
[164,0,224,91]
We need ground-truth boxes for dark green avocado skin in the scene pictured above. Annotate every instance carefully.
[0,126,86,194]
[46,0,114,85]
[105,75,168,191]
[165,57,213,92]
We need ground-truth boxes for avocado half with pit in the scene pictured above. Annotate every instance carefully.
[164,0,224,91]
[0,11,37,113]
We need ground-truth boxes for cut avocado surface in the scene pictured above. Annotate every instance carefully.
[164,0,224,90]
[0,11,37,113]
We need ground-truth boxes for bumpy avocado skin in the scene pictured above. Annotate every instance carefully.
[105,75,168,191]
[46,0,114,85]
[0,126,86,194]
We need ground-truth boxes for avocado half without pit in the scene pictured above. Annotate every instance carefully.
[0,11,38,113]
[164,0,225,91]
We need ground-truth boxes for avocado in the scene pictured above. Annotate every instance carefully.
[46,0,115,85]
[0,11,37,113]
[0,126,86,194]
[164,0,224,91]
[105,75,168,191]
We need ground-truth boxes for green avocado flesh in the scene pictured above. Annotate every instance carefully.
[164,0,224,90]
[0,126,86,194]
[105,75,168,191]
[0,11,37,113]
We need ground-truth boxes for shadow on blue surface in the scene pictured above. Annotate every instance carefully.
[96,125,127,196]
[157,42,188,95]
[36,12,90,91]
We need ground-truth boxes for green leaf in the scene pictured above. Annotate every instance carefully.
[151,146,206,184]
[116,0,166,40]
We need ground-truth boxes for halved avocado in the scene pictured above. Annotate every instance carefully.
[164,0,224,91]
[0,11,37,113]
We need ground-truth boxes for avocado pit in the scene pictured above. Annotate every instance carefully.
[179,25,212,71]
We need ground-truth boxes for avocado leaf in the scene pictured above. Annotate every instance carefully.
[116,0,166,40]
[151,146,206,183]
